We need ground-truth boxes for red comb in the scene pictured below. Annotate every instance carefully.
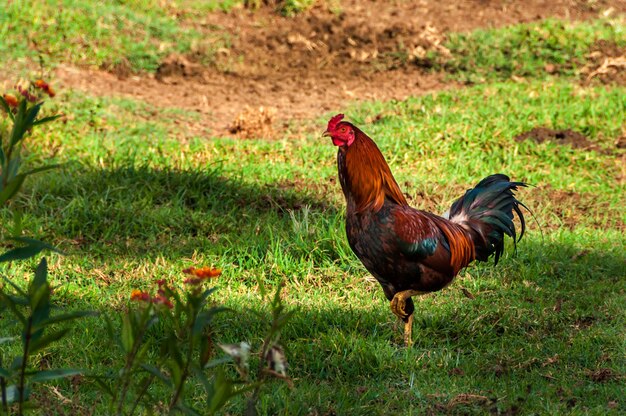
[327,114,345,131]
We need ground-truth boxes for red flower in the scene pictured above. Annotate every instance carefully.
[130,289,151,302]
[152,294,174,309]
[33,79,56,97]
[2,94,18,108]
[17,85,37,103]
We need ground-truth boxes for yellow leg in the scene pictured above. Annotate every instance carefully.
[390,290,423,347]
[404,314,414,347]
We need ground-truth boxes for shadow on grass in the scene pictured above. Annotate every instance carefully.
[19,162,625,330]
[5,164,623,415]
[31,163,340,260]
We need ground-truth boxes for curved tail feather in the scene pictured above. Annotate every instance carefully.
[448,174,527,265]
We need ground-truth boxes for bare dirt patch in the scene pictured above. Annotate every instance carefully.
[514,127,597,151]
[155,54,206,82]
[542,186,625,231]
[586,368,619,383]
[52,0,626,137]
[580,40,626,85]
[229,106,276,138]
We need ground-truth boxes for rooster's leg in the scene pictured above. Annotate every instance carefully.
[404,314,414,347]
[390,290,423,347]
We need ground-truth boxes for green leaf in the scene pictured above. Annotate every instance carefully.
[103,315,116,340]
[0,291,28,323]
[22,103,42,132]
[192,311,213,337]
[207,370,235,413]
[32,114,62,126]
[174,402,201,416]
[134,339,152,365]
[30,369,82,383]
[29,328,70,354]
[199,333,212,368]
[0,368,10,378]
[193,366,211,392]
[10,207,24,236]
[0,238,59,263]
[0,95,15,121]
[166,335,184,369]
[90,376,115,397]
[0,274,28,297]
[29,283,51,318]
[11,237,60,252]
[274,310,295,329]
[3,385,19,404]
[166,357,183,387]
[121,314,134,353]
[33,257,48,289]
[10,356,23,372]
[199,287,219,302]
[140,364,172,387]
[9,100,31,147]
[0,173,25,207]
[29,258,51,326]
[41,310,97,326]
[21,163,63,177]
[2,156,21,188]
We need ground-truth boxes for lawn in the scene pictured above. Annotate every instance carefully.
[1,1,625,415]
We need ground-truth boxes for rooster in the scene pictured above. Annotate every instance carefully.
[323,114,527,346]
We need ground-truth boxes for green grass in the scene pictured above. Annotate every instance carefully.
[1,8,626,414]
[0,0,234,72]
[1,77,624,414]
[441,17,625,83]
[4,1,623,81]
[0,0,325,73]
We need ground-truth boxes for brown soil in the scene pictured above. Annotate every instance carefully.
[580,40,626,86]
[514,127,598,151]
[50,0,626,138]
[586,368,618,382]
[543,186,625,231]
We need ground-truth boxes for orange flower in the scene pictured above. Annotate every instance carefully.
[183,267,222,278]
[183,266,222,285]
[33,79,56,97]
[2,93,18,108]
[130,289,151,302]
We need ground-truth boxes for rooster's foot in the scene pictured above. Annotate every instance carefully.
[390,290,423,347]
[390,290,422,320]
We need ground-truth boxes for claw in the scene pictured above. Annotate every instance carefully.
[390,290,423,347]
[390,294,410,320]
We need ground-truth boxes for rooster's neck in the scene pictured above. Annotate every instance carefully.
[337,128,408,213]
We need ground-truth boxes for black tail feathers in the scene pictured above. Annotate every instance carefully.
[448,174,528,265]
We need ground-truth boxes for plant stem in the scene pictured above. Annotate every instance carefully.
[245,314,279,416]
[116,312,151,416]
[18,317,33,416]
[168,317,195,413]
[128,374,155,416]
[1,353,7,414]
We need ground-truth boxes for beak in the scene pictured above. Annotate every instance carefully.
[322,131,331,138]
